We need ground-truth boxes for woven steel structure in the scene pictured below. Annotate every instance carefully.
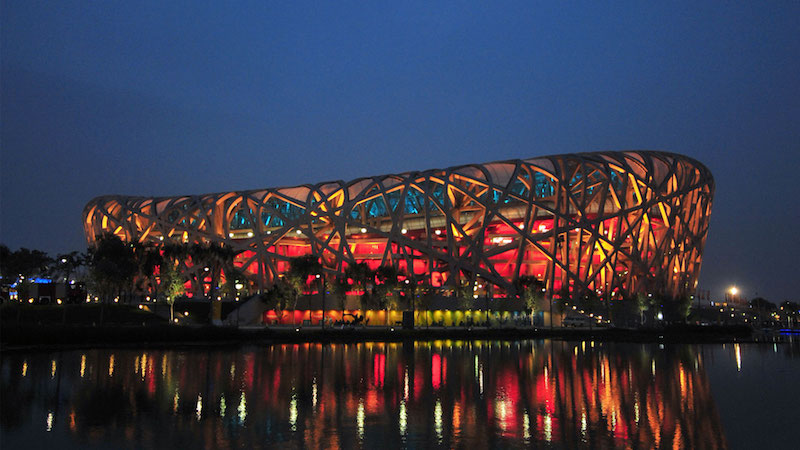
[83,150,713,298]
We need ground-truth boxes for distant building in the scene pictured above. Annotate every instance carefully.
[83,151,714,300]
[9,279,86,304]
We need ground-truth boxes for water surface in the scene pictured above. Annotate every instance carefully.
[2,339,798,449]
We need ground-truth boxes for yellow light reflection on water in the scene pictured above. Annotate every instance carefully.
[478,364,484,394]
[238,392,247,424]
[173,389,180,414]
[21,361,27,377]
[312,377,318,409]
[496,397,511,434]
[452,401,461,442]
[220,395,226,417]
[46,411,54,432]
[523,411,531,441]
[357,399,365,440]
[289,391,298,431]
[80,354,86,378]
[679,365,687,399]
[544,413,552,442]
[735,344,742,371]
[399,400,407,436]
[140,353,148,379]
[404,368,409,401]
[196,395,202,421]
[108,355,115,377]
[434,399,443,442]
[50,360,56,378]
[581,411,587,438]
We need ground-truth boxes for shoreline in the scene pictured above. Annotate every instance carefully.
[2,323,784,352]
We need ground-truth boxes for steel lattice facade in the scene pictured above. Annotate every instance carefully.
[83,150,714,299]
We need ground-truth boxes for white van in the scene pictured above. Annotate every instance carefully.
[562,315,592,328]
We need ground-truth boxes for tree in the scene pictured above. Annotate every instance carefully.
[333,275,350,319]
[0,245,52,302]
[161,242,190,268]
[400,273,432,327]
[675,295,692,322]
[0,245,10,281]
[51,251,85,284]
[635,293,652,326]
[286,255,323,325]
[750,297,776,311]
[87,233,137,303]
[1,246,52,280]
[125,242,161,301]
[207,243,236,298]
[514,276,545,326]
[615,292,653,327]
[160,263,185,322]
[374,265,400,325]
[750,297,776,325]
[220,265,247,300]
[187,243,211,298]
[260,278,293,321]
[345,262,374,314]
[579,290,601,317]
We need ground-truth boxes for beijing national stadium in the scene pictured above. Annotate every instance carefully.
[83,150,713,304]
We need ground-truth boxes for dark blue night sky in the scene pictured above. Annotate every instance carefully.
[2,2,798,301]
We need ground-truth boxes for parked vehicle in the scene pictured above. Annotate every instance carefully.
[562,314,593,328]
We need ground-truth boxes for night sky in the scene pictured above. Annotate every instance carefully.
[2,2,798,302]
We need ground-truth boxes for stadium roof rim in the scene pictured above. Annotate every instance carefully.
[84,149,712,204]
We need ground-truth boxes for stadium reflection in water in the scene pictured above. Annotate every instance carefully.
[2,341,729,448]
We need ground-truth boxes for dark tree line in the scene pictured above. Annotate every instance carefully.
[1,234,244,307]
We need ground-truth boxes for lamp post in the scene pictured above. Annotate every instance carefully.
[317,273,326,329]
[405,278,415,329]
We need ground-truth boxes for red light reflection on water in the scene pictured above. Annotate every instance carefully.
[373,353,385,387]
[2,341,731,449]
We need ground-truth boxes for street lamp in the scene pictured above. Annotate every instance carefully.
[727,286,739,308]
[317,273,327,329]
